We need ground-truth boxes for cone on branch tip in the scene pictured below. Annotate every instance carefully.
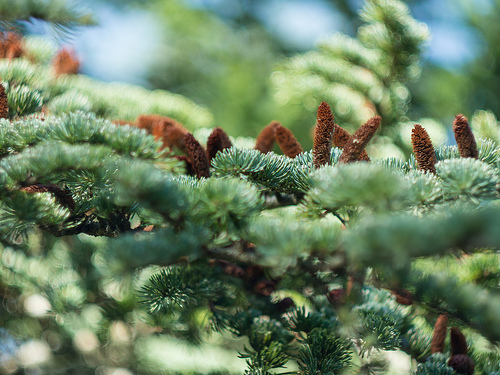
[313,101,335,168]
[0,83,8,119]
[450,327,468,356]
[255,121,280,154]
[52,48,80,76]
[275,124,303,158]
[206,127,232,161]
[411,124,437,174]
[184,133,211,179]
[453,114,478,159]
[430,314,448,354]
[332,123,370,162]
[338,116,381,163]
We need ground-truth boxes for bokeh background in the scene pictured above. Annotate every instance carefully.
[28,0,500,146]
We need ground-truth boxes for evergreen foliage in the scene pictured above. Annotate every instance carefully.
[2,1,500,374]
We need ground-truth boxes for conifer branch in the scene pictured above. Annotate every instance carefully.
[339,116,381,163]
[275,124,303,158]
[206,127,232,161]
[255,121,279,154]
[453,114,478,159]
[411,124,437,174]
[184,132,211,178]
[313,101,335,168]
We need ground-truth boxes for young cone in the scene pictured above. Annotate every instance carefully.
[339,116,381,163]
[453,114,478,158]
[52,48,80,76]
[411,124,437,174]
[313,102,335,168]
[275,124,303,158]
[430,314,448,353]
[0,83,8,119]
[450,327,468,356]
[174,155,196,176]
[0,32,24,59]
[448,355,474,375]
[332,124,370,161]
[136,114,164,132]
[184,133,211,178]
[206,127,232,161]
[255,121,280,154]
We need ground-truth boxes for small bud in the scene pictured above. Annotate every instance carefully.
[448,354,474,375]
[255,121,279,154]
[275,124,303,158]
[411,124,437,174]
[453,114,478,159]
[313,101,335,168]
[339,116,380,163]
[431,314,448,354]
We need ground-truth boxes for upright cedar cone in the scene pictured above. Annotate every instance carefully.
[411,124,437,174]
[255,121,280,153]
[448,354,474,375]
[206,127,232,161]
[153,117,189,152]
[453,114,478,158]
[339,116,381,163]
[174,155,196,176]
[19,184,76,212]
[0,32,24,59]
[450,327,468,356]
[136,114,164,132]
[52,48,80,76]
[0,83,8,119]
[431,314,448,354]
[184,132,211,178]
[332,124,370,161]
[313,102,335,168]
[275,124,303,158]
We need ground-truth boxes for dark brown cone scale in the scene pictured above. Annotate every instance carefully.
[453,114,478,159]
[430,314,448,354]
[448,354,474,375]
[206,127,232,161]
[313,102,335,168]
[0,83,8,119]
[184,133,211,178]
[255,121,280,154]
[275,124,303,158]
[450,327,468,356]
[411,124,437,174]
[332,124,370,161]
[339,116,381,163]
